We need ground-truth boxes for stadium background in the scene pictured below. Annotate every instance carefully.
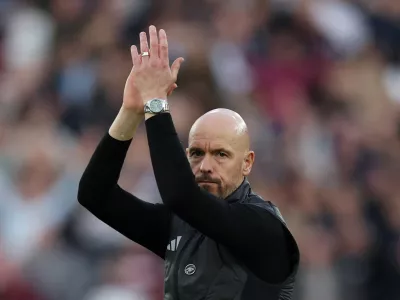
[0,0,399,299]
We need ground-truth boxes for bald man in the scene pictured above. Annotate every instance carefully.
[78,26,299,300]
[189,109,258,200]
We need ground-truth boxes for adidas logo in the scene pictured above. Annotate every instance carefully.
[167,236,182,251]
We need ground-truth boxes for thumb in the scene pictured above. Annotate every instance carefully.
[167,83,178,96]
[171,57,184,81]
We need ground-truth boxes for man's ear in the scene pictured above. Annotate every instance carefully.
[243,151,255,176]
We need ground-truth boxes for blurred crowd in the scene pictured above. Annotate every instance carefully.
[0,0,399,299]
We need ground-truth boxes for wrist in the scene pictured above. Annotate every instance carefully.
[145,112,170,120]
[121,102,145,115]
[119,105,144,117]
[143,97,169,120]
[109,106,144,141]
[142,94,168,104]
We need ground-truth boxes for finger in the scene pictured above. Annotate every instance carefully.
[171,57,184,81]
[159,29,169,66]
[139,31,149,63]
[149,25,159,61]
[130,45,140,67]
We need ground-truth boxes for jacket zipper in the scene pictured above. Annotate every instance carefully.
[173,233,196,300]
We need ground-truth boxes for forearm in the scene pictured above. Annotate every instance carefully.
[145,113,199,206]
[78,132,132,204]
[109,106,143,141]
[80,107,141,196]
[78,109,172,257]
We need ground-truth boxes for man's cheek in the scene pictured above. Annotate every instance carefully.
[190,163,200,174]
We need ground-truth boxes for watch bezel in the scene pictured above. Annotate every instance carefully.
[149,99,164,113]
[144,98,169,114]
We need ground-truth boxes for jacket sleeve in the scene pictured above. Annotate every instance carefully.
[145,114,297,283]
[77,133,172,259]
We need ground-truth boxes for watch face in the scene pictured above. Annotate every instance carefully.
[149,99,163,113]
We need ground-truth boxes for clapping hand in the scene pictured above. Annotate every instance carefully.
[122,25,184,114]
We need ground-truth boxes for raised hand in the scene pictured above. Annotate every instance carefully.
[122,25,184,114]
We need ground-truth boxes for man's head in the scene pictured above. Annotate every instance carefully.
[186,108,255,199]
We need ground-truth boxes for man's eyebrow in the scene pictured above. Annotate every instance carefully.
[212,148,232,154]
[188,146,233,154]
[188,147,203,152]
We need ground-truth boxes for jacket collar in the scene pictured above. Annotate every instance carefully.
[225,178,251,203]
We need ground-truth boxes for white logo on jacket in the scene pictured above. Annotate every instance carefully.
[184,264,196,275]
[167,236,182,251]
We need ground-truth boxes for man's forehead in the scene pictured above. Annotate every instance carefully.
[188,109,250,151]
[189,119,238,140]
[188,131,247,156]
[188,132,236,149]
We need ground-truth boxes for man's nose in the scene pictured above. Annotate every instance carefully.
[200,155,213,173]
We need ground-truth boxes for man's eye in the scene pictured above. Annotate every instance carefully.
[191,151,202,157]
[218,152,227,157]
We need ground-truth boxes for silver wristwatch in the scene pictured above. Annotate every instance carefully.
[144,98,169,114]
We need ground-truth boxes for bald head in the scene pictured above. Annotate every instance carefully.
[189,108,250,152]
[187,109,255,199]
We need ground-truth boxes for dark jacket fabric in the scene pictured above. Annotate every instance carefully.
[163,180,299,300]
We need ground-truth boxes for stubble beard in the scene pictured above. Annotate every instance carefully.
[200,183,237,200]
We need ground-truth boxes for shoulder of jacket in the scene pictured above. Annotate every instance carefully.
[240,194,287,225]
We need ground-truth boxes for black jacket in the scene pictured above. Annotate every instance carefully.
[164,180,299,300]
[78,114,300,300]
